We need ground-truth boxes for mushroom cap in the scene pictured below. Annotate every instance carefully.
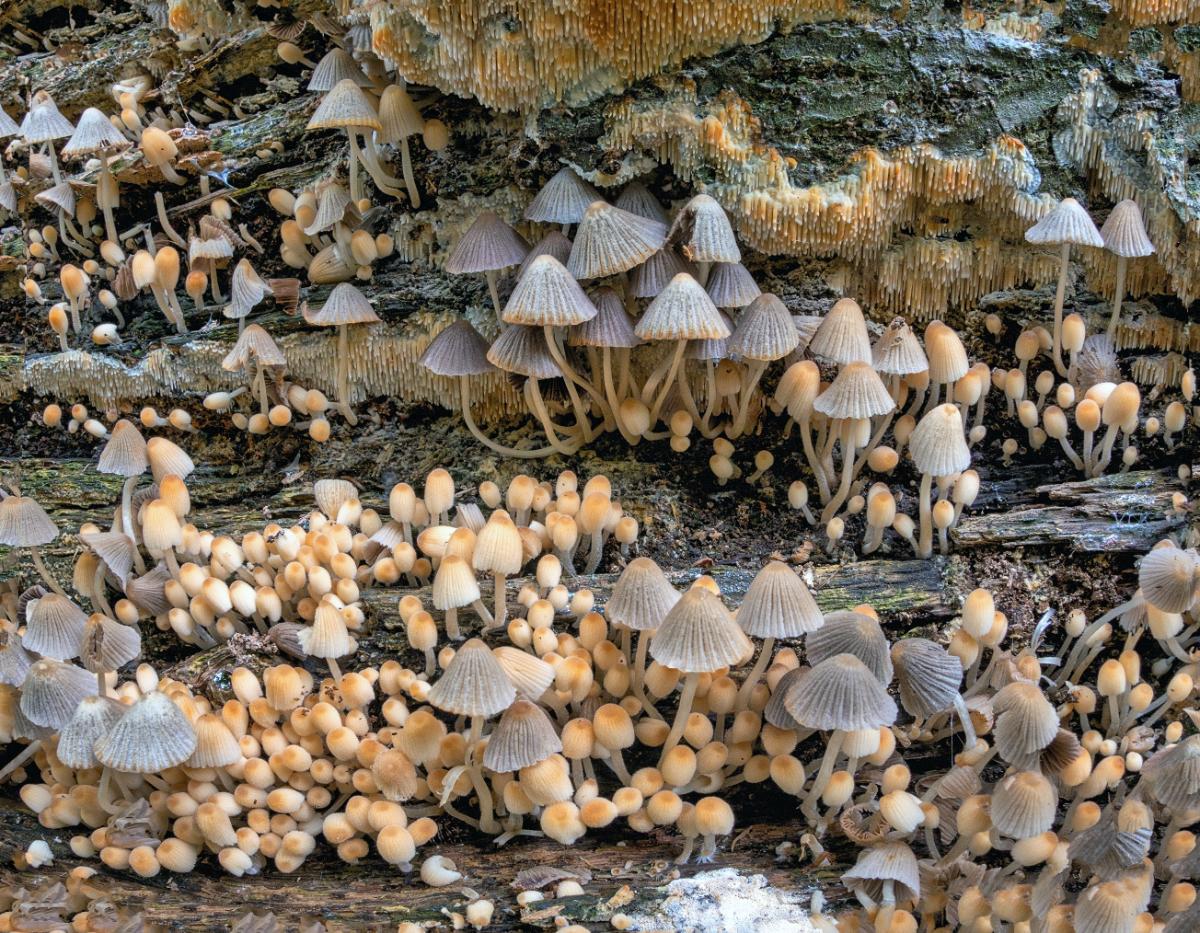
[98,419,148,477]
[737,561,822,639]
[188,712,243,769]
[378,84,424,142]
[992,770,1058,838]
[806,611,893,684]
[524,167,602,225]
[303,182,354,236]
[1100,200,1154,258]
[668,193,740,264]
[484,699,563,772]
[518,230,574,277]
[1137,544,1198,614]
[0,494,57,547]
[687,312,733,361]
[924,322,970,385]
[23,593,88,660]
[706,262,761,309]
[419,319,497,376]
[1069,808,1152,879]
[140,500,182,553]
[1142,735,1200,810]
[432,554,482,610]
[614,181,668,224]
[569,287,641,349]
[992,681,1059,758]
[20,659,96,729]
[62,107,131,157]
[909,404,970,477]
[306,79,381,131]
[891,638,963,719]
[35,181,76,215]
[1073,880,1144,933]
[728,293,800,362]
[567,201,667,279]
[124,564,172,615]
[0,106,18,139]
[95,690,198,773]
[492,645,556,700]
[635,273,730,341]
[225,259,270,321]
[813,361,896,420]
[57,695,125,770]
[473,513,525,575]
[223,323,287,372]
[486,325,561,380]
[428,638,516,717]
[445,211,530,275]
[372,748,419,802]
[784,653,897,731]
[303,281,380,326]
[841,842,920,903]
[298,601,353,660]
[629,248,692,299]
[312,478,356,519]
[502,255,598,327]
[605,557,680,633]
[307,47,370,91]
[810,298,871,365]
[649,586,749,674]
[0,628,32,686]
[20,91,75,144]
[189,233,235,261]
[79,614,142,674]
[872,318,929,376]
[763,666,808,730]
[1025,197,1103,247]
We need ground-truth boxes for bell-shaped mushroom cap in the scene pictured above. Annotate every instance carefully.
[223,323,287,372]
[483,699,563,772]
[187,712,242,768]
[605,557,680,633]
[95,691,197,772]
[303,282,380,326]
[299,600,354,660]
[492,645,556,699]
[486,325,561,380]
[842,842,920,902]
[1073,880,1144,933]
[813,361,896,420]
[805,611,893,684]
[146,436,194,482]
[873,318,929,376]
[1025,197,1104,247]
[125,564,171,615]
[728,294,800,361]
[518,230,573,277]
[378,85,423,142]
[428,638,516,717]
[992,770,1058,838]
[1138,544,1198,614]
[474,512,524,575]
[909,404,970,477]
[737,561,822,639]
[189,232,235,262]
[1033,728,1083,776]
[20,659,96,728]
[419,320,497,376]
[0,628,33,686]
[20,91,75,143]
[35,181,75,216]
[763,666,808,730]
[0,495,58,546]
[313,478,357,518]
[992,681,1059,758]
[567,201,667,279]
[0,106,18,138]
[785,653,897,731]
[810,298,871,364]
[97,419,148,477]
[225,259,271,321]
[306,78,381,132]
[1069,807,1152,879]
[569,288,640,349]
[924,322,969,385]
[432,554,482,610]
[308,47,370,91]
[62,108,131,157]
[140,500,182,553]
[891,638,962,719]
[57,695,125,769]
[24,593,88,659]
[630,248,691,299]
[372,747,419,802]
[688,312,733,361]
[524,167,602,225]
[1100,200,1154,258]
[615,181,668,224]
[1142,735,1200,809]
[650,587,749,674]
[502,255,597,327]
[302,181,353,236]
[79,614,141,673]
[669,193,740,264]
[635,273,730,342]
[445,211,530,274]
[706,262,761,309]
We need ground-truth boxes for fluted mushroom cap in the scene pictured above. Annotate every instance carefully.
[784,653,897,731]
[763,666,808,730]
[0,106,18,138]
[23,593,87,660]
[872,319,929,376]
[524,167,601,225]
[492,645,556,699]
[1138,544,1198,614]
[432,554,482,610]
[809,298,871,364]
[307,47,371,91]
[668,193,740,264]
[1142,735,1200,810]
[20,659,96,729]
[806,611,893,684]
[302,182,353,236]
[1069,807,1152,880]
[146,437,194,482]
[0,628,32,686]
[502,255,597,327]
[305,78,381,132]
[569,288,641,349]
[891,638,963,719]
[428,638,516,717]
[378,85,424,142]
[225,259,270,321]
[1073,880,1144,933]
[737,561,822,639]
[95,691,197,773]
[1025,197,1103,247]
[20,91,75,143]
[125,564,171,615]
[483,699,563,772]
[909,404,970,477]
[992,681,1059,758]
[687,312,733,361]
[519,230,574,277]
[486,325,561,380]
[813,361,896,420]
[605,558,680,633]
[419,320,497,376]
[473,512,524,575]
[614,181,668,224]
[629,248,691,299]
[446,211,530,274]
[728,294,800,361]
[98,420,148,477]
[313,478,356,518]
[567,201,667,279]
[299,601,354,660]
[705,262,761,309]
[0,495,58,546]
[991,770,1058,838]
[1100,200,1154,258]
[188,713,243,768]
[62,107,131,157]
[649,586,747,673]
[635,273,730,341]
[223,323,287,372]
[303,282,380,326]
[79,614,142,674]
[57,695,125,769]
[841,842,920,902]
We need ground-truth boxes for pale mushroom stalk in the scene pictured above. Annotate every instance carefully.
[30,545,67,597]
[1107,254,1129,338]
[458,379,556,459]
[98,160,121,244]
[525,379,583,456]
[631,631,663,720]
[0,742,42,782]
[484,270,502,318]
[466,715,500,834]
[735,635,775,711]
[1051,242,1071,377]
[356,138,407,199]
[658,670,700,764]
[728,359,768,439]
[602,347,639,445]
[344,131,364,203]
[154,192,187,248]
[335,323,357,425]
[801,729,844,821]
[800,415,832,503]
[916,472,934,560]
[543,326,612,434]
[645,339,688,428]
[1056,436,1085,471]
[820,422,859,523]
[119,477,147,575]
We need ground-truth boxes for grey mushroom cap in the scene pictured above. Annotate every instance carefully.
[891,638,964,719]
[806,611,893,684]
[20,659,96,729]
[736,561,822,639]
[419,320,498,377]
[428,639,516,718]
[763,666,809,730]
[94,691,198,773]
[604,557,680,633]
[784,653,897,731]
[57,695,126,770]
[483,699,563,772]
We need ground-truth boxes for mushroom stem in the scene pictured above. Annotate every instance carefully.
[544,325,611,434]
[916,472,934,560]
[526,379,582,456]
[631,631,663,720]
[606,747,632,786]
[467,716,500,834]
[1092,423,1122,476]
[696,261,711,288]
[602,347,639,445]
[335,323,358,426]
[46,143,63,186]
[29,545,67,597]
[492,571,507,630]
[728,359,767,439]
[1107,254,1128,338]
[735,635,774,711]
[357,138,407,199]
[327,657,342,684]
[345,131,362,203]
[154,191,187,248]
[799,416,832,503]
[92,560,114,619]
[98,161,120,245]
[445,606,461,641]
[1057,436,1085,472]
[484,270,502,318]
[457,379,555,458]
[1051,242,1071,377]
[121,476,147,575]
[583,529,604,575]
[647,340,688,428]
[950,693,977,751]
[820,422,859,524]
[399,136,419,207]
[801,729,844,821]
[0,741,41,782]
[658,670,700,764]
[254,364,270,417]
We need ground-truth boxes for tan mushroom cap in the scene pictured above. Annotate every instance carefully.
[373,747,420,802]
[992,681,1059,758]
[473,512,525,576]
[188,712,242,769]
[428,638,516,717]
[305,78,382,132]
[313,478,357,518]
[0,628,33,686]
[502,255,598,327]
[1025,197,1104,247]
[737,561,822,639]
[23,593,88,660]
[378,85,424,142]
[524,167,602,225]
[1073,880,1145,933]
[635,273,730,342]
[806,611,893,684]
[605,557,680,633]
[223,323,287,372]
[484,699,563,772]
[226,259,271,321]
[98,419,148,477]
[813,361,896,421]
[419,319,497,377]
[567,200,667,279]
[146,437,194,483]
[649,586,749,674]
[728,293,800,361]
[303,282,380,326]
[809,297,871,365]
[0,495,58,547]
[763,666,808,730]
[924,321,970,385]
[95,690,198,773]
[303,182,354,236]
[1100,200,1154,258]
[299,600,354,660]
[445,211,530,275]
[20,91,75,143]
[909,404,970,477]
[614,181,668,224]
[784,653,897,731]
[669,193,741,264]
[57,695,125,770]
[432,555,482,610]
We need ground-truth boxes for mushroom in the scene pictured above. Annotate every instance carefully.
[225,258,270,334]
[473,510,524,627]
[841,841,920,927]
[375,85,424,205]
[725,294,799,438]
[222,323,287,420]
[22,592,87,661]
[96,420,149,573]
[94,690,197,806]
[302,281,381,425]
[61,108,131,246]
[298,598,355,682]
[487,324,582,454]
[567,287,643,443]
[667,194,741,287]
[138,126,185,185]
[604,557,680,719]
[524,167,601,236]
[445,211,530,318]
[809,297,871,366]
[1100,200,1155,338]
[305,79,382,203]
[0,492,67,595]
[734,561,822,709]
[907,404,971,559]
[892,637,976,750]
[20,91,74,187]
[78,612,141,696]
